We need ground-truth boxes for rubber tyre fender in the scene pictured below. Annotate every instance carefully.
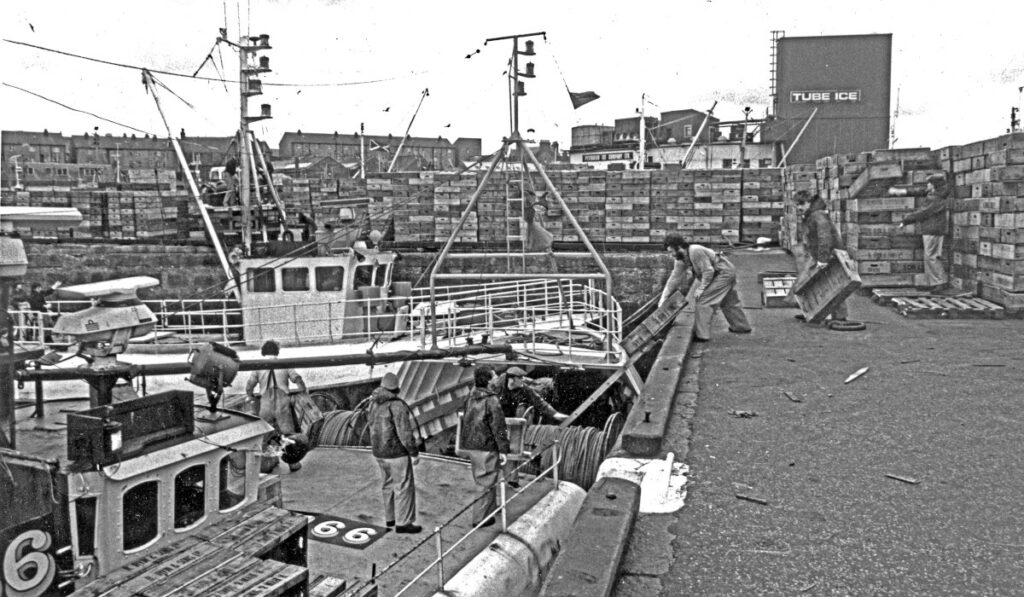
[828,320,866,332]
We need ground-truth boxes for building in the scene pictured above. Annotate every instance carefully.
[271,155,349,181]
[569,109,777,170]
[278,131,468,173]
[452,138,482,164]
[763,33,892,165]
[2,130,71,187]
[178,135,237,182]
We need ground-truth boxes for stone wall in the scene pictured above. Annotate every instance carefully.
[20,241,674,307]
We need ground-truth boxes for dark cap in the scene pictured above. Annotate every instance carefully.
[381,372,400,391]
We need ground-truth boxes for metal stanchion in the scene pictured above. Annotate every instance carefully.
[499,477,508,531]
[434,526,444,589]
[553,440,560,486]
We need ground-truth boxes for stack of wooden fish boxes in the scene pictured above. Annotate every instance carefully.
[605,170,651,243]
[945,132,1024,311]
[740,168,785,243]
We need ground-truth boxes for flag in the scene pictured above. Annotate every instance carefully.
[568,89,600,109]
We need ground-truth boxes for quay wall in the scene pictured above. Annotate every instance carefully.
[20,241,673,307]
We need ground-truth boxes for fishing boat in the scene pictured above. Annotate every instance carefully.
[2,30,654,597]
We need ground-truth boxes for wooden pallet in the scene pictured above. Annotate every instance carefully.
[870,288,932,306]
[889,295,1005,319]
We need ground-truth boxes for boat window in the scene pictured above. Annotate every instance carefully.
[74,496,98,557]
[354,264,375,289]
[174,465,206,529]
[315,266,345,292]
[123,481,160,551]
[218,452,247,510]
[248,268,276,293]
[281,267,310,292]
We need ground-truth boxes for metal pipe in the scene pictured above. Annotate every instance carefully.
[429,143,508,348]
[17,343,515,383]
[434,526,445,589]
[682,100,718,168]
[432,273,605,280]
[499,478,508,531]
[780,107,818,168]
[436,252,594,259]
[518,141,617,356]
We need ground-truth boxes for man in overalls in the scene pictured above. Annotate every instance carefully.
[660,234,752,342]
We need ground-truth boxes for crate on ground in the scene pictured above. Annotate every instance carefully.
[793,249,862,323]
[758,272,797,308]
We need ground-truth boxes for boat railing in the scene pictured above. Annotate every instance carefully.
[351,440,565,597]
[29,278,622,361]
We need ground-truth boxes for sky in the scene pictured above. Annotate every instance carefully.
[1,0,1022,155]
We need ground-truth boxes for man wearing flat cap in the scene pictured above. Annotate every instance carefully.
[892,172,953,291]
[491,366,568,486]
[368,372,422,533]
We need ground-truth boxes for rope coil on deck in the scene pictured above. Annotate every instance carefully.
[521,412,623,490]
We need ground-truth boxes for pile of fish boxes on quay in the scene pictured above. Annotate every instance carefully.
[606,171,652,244]
[945,133,1024,312]
[815,148,942,288]
[387,173,437,244]
[781,164,819,248]
[1,188,180,241]
[559,170,606,243]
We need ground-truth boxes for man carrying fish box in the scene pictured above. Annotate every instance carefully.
[660,233,752,342]
[790,192,849,322]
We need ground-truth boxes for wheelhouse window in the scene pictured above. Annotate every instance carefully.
[74,497,98,556]
[315,266,345,292]
[174,465,206,529]
[219,453,247,510]
[354,264,375,289]
[281,267,310,292]
[249,268,276,293]
[123,481,160,551]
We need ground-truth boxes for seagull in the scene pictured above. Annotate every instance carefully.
[29,23,35,32]
[383,107,390,112]
[527,128,535,133]
[444,124,451,128]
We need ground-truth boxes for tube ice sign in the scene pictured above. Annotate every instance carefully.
[790,90,861,103]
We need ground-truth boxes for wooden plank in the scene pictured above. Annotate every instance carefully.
[308,575,347,597]
[140,550,247,597]
[105,543,222,596]
[232,515,308,558]
[204,506,287,547]
[173,555,259,597]
[235,564,307,597]
[192,502,275,542]
[206,559,284,597]
[70,538,201,597]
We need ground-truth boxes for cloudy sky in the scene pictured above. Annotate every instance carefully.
[1,0,1021,154]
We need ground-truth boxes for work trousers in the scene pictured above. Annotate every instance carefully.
[694,264,752,341]
[922,235,946,287]
[467,450,501,525]
[375,455,416,526]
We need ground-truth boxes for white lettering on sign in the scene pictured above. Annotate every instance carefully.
[790,90,861,103]
[3,530,56,597]
[310,519,378,546]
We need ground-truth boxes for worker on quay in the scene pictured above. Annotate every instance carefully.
[890,172,953,292]
[459,366,510,527]
[789,192,849,322]
[491,366,568,487]
[246,340,310,473]
[368,372,422,534]
[660,233,752,342]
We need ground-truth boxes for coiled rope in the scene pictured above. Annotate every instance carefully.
[521,412,624,490]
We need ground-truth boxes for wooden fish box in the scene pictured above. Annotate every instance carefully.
[793,250,862,323]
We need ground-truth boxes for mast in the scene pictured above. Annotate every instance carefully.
[388,89,430,173]
[637,92,646,170]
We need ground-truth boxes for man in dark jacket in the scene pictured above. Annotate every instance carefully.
[792,193,848,321]
[893,173,952,291]
[368,372,422,533]
[459,366,510,526]
[492,367,568,423]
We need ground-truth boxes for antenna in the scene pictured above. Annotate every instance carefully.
[890,86,901,149]
[484,31,546,136]
[769,30,784,117]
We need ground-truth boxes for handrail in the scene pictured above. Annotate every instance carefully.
[353,439,563,597]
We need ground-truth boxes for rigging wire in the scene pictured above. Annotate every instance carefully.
[3,39,409,88]
[2,82,152,134]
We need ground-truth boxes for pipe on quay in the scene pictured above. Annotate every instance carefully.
[431,481,585,597]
